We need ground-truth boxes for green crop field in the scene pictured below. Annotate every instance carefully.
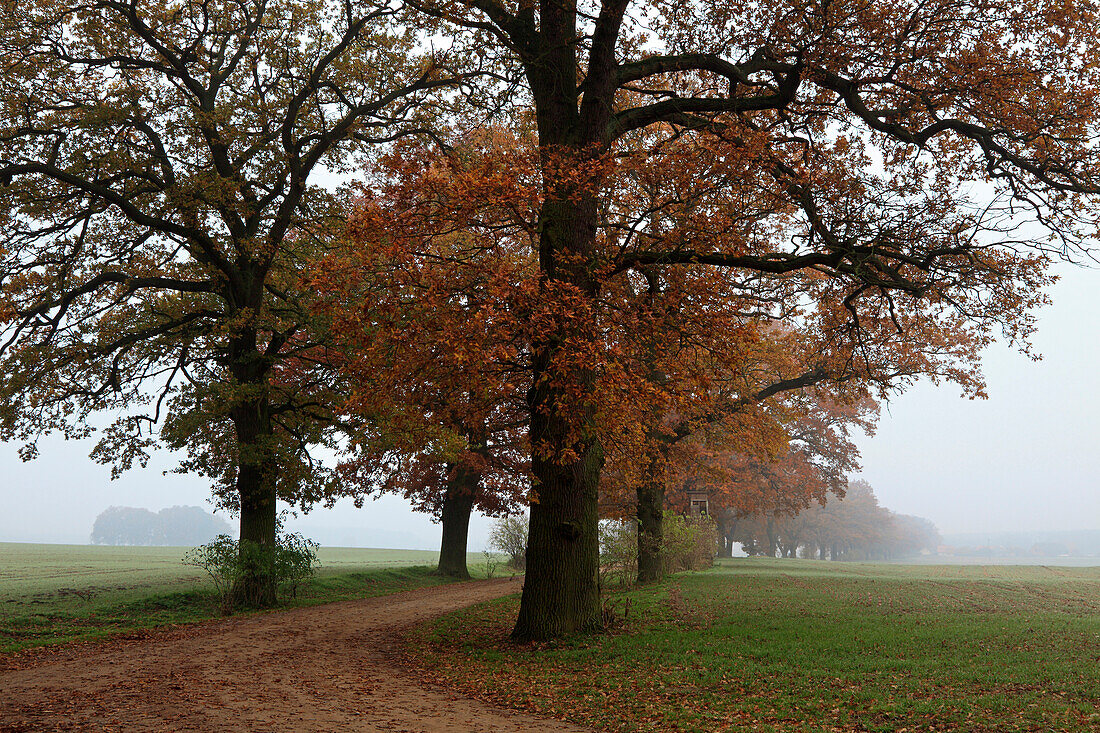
[0,542,449,611]
[0,542,495,652]
[412,558,1100,733]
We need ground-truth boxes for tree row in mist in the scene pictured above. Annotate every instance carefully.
[723,480,940,561]
[4,0,1100,640]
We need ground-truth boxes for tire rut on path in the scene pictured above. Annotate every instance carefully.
[0,577,592,732]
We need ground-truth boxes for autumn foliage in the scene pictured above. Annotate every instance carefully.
[383,0,1100,640]
[4,0,1100,639]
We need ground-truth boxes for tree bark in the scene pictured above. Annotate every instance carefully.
[635,452,665,583]
[513,302,606,637]
[229,397,279,608]
[227,329,279,609]
[512,436,603,640]
[635,268,671,585]
[437,468,477,579]
[513,299,604,639]
[723,517,740,557]
[765,516,778,558]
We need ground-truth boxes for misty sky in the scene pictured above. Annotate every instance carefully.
[2,263,1098,548]
[855,262,1100,535]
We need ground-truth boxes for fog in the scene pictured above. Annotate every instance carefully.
[2,264,1098,551]
[854,262,1100,536]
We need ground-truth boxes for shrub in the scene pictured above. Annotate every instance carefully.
[599,520,637,587]
[598,513,718,586]
[482,550,502,579]
[271,532,321,599]
[183,534,239,603]
[184,532,320,612]
[488,514,528,570]
[661,513,719,574]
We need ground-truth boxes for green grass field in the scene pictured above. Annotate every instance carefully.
[411,558,1100,733]
[0,542,497,653]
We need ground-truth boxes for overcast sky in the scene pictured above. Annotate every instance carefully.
[2,263,1098,548]
[855,261,1100,535]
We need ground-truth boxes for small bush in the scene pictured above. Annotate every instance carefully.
[598,513,718,586]
[183,534,239,603]
[488,514,528,570]
[272,532,321,599]
[482,550,502,579]
[661,513,719,574]
[184,532,320,611]
[599,520,638,587]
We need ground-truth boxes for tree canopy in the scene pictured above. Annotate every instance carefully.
[0,0,473,605]
[383,0,1100,640]
[730,480,942,561]
[4,0,1100,636]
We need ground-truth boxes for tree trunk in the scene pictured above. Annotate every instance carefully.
[512,12,616,638]
[717,520,734,558]
[636,269,670,585]
[636,454,665,583]
[725,517,741,557]
[512,116,605,640]
[512,322,604,640]
[229,398,279,608]
[437,468,477,579]
[512,435,603,640]
[227,330,279,609]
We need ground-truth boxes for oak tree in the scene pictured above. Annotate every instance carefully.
[0,0,470,605]
[316,131,538,578]
[403,0,1100,640]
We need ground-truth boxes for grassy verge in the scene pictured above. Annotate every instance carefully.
[407,558,1100,733]
[1,543,507,653]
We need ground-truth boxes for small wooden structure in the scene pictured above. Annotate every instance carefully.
[686,490,709,516]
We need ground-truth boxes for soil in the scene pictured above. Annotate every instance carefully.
[0,577,591,732]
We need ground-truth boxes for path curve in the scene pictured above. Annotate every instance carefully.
[0,577,591,732]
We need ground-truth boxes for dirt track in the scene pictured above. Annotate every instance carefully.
[0,578,591,732]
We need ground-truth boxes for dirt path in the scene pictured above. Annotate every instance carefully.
[0,578,591,732]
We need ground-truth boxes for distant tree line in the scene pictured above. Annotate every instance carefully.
[91,506,233,547]
[939,530,1100,559]
[721,480,940,561]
